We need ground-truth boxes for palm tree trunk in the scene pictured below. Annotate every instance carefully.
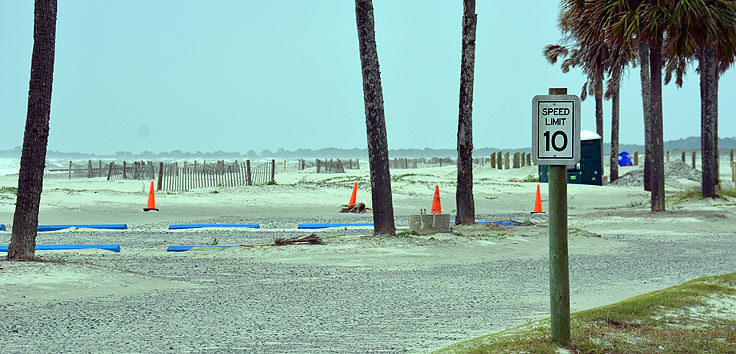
[638,40,652,192]
[355,0,395,235]
[609,72,620,182]
[648,33,665,212]
[699,45,718,198]
[594,67,604,138]
[8,0,57,261]
[455,0,476,225]
[594,66,604,179]
[713,73,719,190]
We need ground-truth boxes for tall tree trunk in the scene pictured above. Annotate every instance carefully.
[638,40,653,192]
[713,73,719,190]
[594,66,604,178]
[8,0,57,261]
[355,0,395,235]
[699,45,718,198]
[594,66,604,138]
[609,72,621,182]
[455,0,476,225]
[648,33,665,212]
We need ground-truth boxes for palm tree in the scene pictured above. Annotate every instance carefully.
[8,0,58,260]
[638,39,653,192]
[591,0,670,211]
[456,0,477,225]
[663,0,736,198]
[603,36,636,183]
[545,2,615,180]
[354,0,396,235]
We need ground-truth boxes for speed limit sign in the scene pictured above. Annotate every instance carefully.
[532,95,581,165]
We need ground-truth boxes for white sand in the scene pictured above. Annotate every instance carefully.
[0,159,734,309]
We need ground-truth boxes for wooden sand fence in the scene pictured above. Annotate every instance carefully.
[155,160,275,191]
[44,159,276,191]
[44,160,122,179]
[153,160,274,191]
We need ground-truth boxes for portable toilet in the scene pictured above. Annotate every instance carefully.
[538,130,603,185]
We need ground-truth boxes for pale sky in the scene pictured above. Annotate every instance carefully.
[1,1,734,154]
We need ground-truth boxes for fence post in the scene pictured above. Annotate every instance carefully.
[504,152,510,170]
[157,162,164,191]
[634,152,639,166]
[513,152,520,168]
[107,162,114,180]
[87,160,93,178]
[732,161,735,182]
[692,151,696,169]
[271,160,276,183]
[666,151,670,162]
[490,153,496,168]
[246,160,252,186]
[68,161,72,179]
[681,151,686,162]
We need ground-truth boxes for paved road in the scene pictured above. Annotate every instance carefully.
[2,216,735,353]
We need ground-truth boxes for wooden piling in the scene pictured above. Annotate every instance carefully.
[692,151,697,169]
[107,162,114,180]
[157,162,164,191]
[246,160,252,186]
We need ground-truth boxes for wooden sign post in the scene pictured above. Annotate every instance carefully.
[532,87,581,346]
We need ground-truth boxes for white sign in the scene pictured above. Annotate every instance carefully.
[532,95,581,165]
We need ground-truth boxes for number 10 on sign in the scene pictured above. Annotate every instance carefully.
[532,95,581,166]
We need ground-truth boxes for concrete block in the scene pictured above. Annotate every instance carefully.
[409,214,451,235]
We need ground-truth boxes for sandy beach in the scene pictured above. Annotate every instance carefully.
[1,159,735,352]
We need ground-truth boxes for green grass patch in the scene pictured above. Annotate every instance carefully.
[522,174,540,182]
[667,186,736,204]
[435,272,736,353]
[0,186,18,195]
[397,230,420,236]
[313,175,366,185]
[667,188,703,203]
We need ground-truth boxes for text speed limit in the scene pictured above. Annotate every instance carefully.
[532,95,581,166]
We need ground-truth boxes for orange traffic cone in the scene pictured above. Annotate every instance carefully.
[143,181,159,212]
[348,182,357,205]
[431,185,442,214]
[531,184,543,214]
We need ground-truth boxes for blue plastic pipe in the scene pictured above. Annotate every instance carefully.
[0,224,5,231]
[37,224,128,232]
[167,245,238,252]
[297,222,374,230]
[0,244,120,252]
[168,224,260,230]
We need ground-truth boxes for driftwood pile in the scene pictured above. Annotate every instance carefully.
[240,234,325,247]
[340,203,369,213]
